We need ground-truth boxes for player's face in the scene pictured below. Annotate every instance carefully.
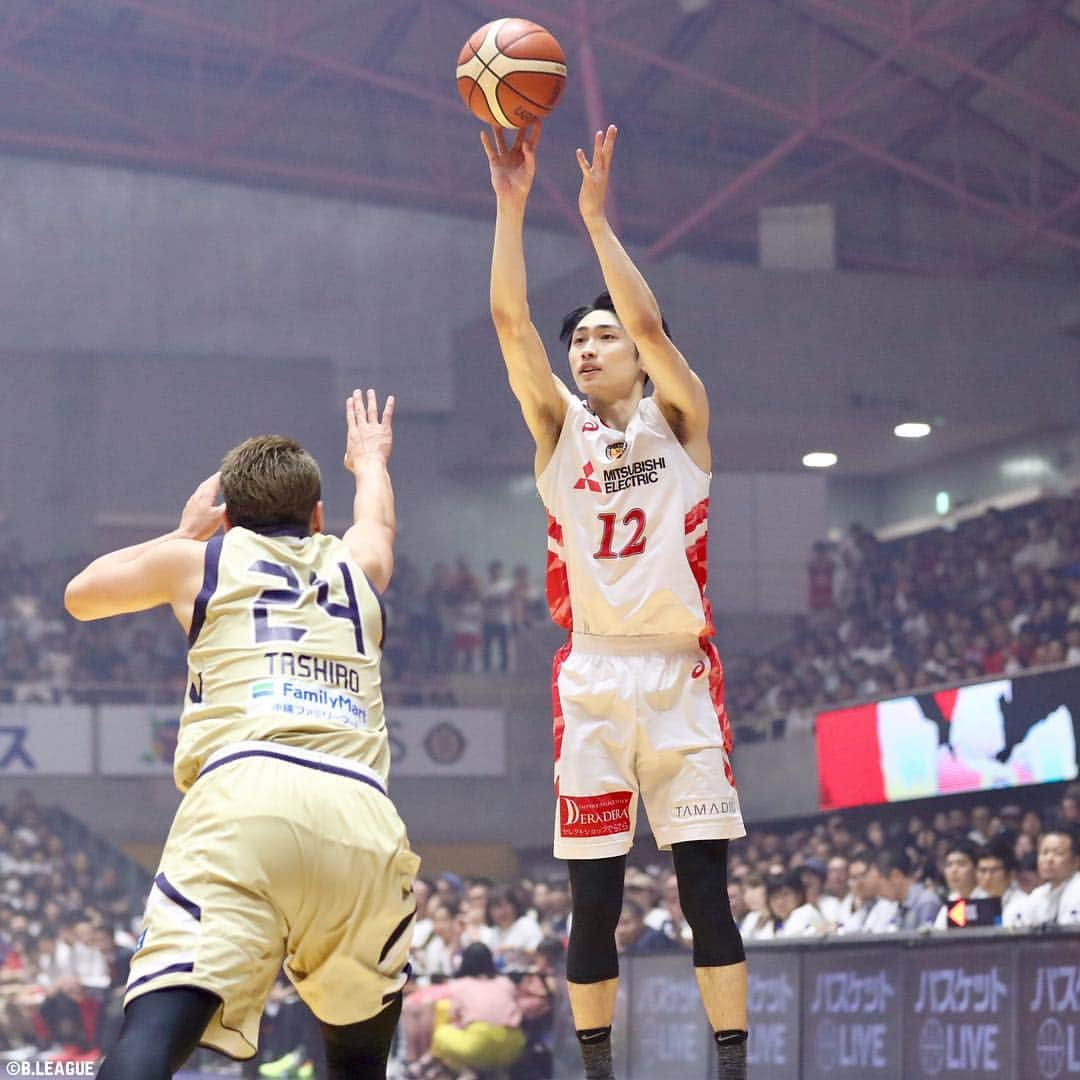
[1038,833,1078,885]
[568,310,642,400]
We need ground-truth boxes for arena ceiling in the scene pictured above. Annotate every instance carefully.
[0,0,1079,281]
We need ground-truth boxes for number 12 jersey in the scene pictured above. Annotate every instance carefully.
[536,396,713,639]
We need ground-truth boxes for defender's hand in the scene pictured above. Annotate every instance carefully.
[178,472,226,540]
[344,388,395,472]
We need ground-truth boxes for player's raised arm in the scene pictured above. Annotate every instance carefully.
[64,474,221,626]
[577,125,710,456]
[342,388,396,594]
[482,122,569,466]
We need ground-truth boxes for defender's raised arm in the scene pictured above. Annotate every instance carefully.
[482,122,569,468]
[342,388,397,594]
[63,474,219,627]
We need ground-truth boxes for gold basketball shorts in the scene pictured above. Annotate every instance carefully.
[125,740,420,1059]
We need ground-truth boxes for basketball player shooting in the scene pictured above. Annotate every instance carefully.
[64,390,418,1080]
[482,122,749,1079]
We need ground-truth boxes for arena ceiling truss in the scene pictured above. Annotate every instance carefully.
[0,0,1077,279]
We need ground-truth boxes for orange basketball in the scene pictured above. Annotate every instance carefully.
[456,18,567,128]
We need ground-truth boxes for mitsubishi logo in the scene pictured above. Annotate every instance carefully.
[573,462,602,492]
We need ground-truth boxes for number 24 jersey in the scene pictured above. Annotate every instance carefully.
[177,526,388,792]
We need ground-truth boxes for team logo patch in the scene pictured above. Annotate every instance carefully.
[602,456,667,493]
[573,461,602,492]
[559,791,633,838]
[604,440,627,462]
[691,660,706,679]
[582,420,599,432]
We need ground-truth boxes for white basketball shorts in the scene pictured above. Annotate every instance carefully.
[551,633,746,859]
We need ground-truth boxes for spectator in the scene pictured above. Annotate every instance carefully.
[428,943,525,1076]
[1024,827,1080,926]
[615,899,679,956]
[486,886,543,968]
[975,842,1029,928]
[867,849,941,932]
[738,873,772,942]
[818,856,848,926]
[482,561,514,674]
[933,840,984,929]
[765,871,828,938]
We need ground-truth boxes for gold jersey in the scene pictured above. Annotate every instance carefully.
[175,525,389,792]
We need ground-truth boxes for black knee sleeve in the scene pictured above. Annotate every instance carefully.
[567,855,626,984]
[672,839,745,968]
[320,993,402,1080]
[97,987,220,1080]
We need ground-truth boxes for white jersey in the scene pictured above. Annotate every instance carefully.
[536,396,712,638]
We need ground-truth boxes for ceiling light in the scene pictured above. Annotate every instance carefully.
[894,421,932,438]
[802,451,838,468]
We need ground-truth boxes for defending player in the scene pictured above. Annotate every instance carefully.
[482,122,749,1080]
[65,390,417,1080]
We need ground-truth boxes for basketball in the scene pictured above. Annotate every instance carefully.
[456,18,567,128]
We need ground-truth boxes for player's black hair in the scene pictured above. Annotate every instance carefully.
[456,942,498,979]
[558,291,671,345]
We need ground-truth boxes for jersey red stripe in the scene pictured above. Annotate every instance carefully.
[701,637,735,782]
[551,635,573,765]
[684,496,709,534]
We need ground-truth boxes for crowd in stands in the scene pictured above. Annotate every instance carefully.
[729,490,1080,739]
[351,784,1080,1079]
[2,492,1077,730]
[0,791,143,1068]
[0,782,1076,1075]
[0,548,546,707]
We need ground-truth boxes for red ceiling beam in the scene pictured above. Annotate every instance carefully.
[575,0,619,231]
[797,0,1080,136]
[822,126,1080,255]
[476,0,1080,263]
[104,0,449,110]
[0,2,65,56]
[0,51,172,148]
[645,0,948,258]
[977,180,1080,275]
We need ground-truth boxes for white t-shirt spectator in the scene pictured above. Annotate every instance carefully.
[862,898,900,934]
[487,915,543,957]
[418,934,458,980]
[774,903,828,939]
[1022,872,1080,927]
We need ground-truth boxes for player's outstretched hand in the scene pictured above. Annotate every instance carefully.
[481,122,542,204]
[344,388,395,472]
[577,123,617,229]
[178,472,227,541]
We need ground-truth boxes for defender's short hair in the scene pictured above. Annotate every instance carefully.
[220,435,321,531]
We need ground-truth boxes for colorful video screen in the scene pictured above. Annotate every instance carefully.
[816,665,1080,810]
